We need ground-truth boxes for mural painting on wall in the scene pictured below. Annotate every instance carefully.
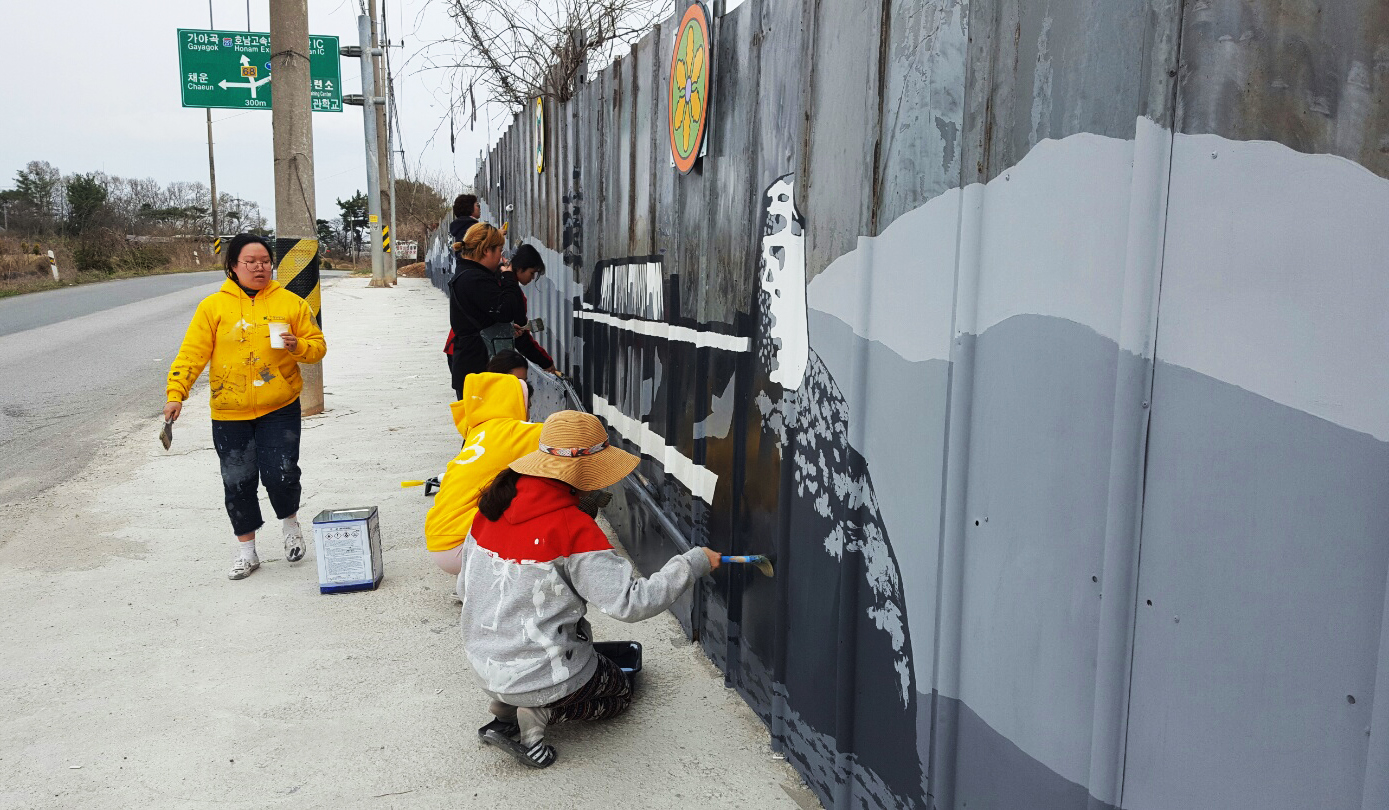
[572,174,923,807]
[668,1,710,174]
[577,253,746,514]
[750,174,922,807]
[533,97,544,174]
[561,170,582,270]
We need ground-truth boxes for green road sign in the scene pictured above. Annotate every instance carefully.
[177,29,342,112]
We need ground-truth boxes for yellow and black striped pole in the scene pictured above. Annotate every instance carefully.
[213,237,223,255]
[275,236,324,414]
[275,237,322,327]
[382,225,391,255]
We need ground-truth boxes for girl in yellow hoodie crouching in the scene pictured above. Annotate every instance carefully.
[163,234,327,580]
[425,360,543,575]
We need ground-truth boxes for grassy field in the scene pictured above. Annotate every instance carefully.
[0,264,216,299]
[0,255,364,299]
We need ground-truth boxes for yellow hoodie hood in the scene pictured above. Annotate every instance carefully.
[425,373,543,552]
[453,370,529,436]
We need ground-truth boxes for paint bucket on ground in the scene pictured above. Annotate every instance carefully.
[593,640,643,674]
[312,507,384,594]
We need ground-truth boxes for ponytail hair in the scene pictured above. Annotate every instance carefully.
[477,468,523,522]
[461,222,505,261]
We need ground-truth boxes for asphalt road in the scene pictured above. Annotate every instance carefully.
[0,271,227,338]
[0,271,341,507]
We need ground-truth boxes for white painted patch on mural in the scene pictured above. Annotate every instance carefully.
[803,117,1389,440]
[808,119,1167,365]
[1158,133,1389,442]
[759,176,809,389]
[591,393,718,503]
[805,190,959,364]
[598,261,665,320]
[574,310,750,353]
[693,373,736,440]
[965,131,1139,350]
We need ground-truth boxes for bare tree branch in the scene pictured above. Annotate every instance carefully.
[436,0,673,111]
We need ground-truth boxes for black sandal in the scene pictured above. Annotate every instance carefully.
[480,728,557,769]
[477,718,519,740]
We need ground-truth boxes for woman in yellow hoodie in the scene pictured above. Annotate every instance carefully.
[425,364,543,575]
[163,234,327,580]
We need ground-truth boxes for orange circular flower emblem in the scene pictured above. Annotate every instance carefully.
[668,3,710,174]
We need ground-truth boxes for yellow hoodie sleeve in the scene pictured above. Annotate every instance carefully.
[166,300,215,402]
[287,298,327,364]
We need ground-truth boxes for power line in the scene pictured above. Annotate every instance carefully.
[384,0,408,181]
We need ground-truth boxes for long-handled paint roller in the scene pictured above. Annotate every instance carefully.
[721,555,775,577]
[400,476,443,495]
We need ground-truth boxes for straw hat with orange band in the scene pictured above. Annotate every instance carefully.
[509,410,638,491]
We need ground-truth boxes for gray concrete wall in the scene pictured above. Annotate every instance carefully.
[471,0,1389,807]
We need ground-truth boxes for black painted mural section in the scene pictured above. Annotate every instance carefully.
[470,1,929,805]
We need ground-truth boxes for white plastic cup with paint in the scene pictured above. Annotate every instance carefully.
[268,321,290,349]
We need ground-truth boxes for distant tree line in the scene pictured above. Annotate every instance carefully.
[0,160,454,270]
[322,179,451,262]
[0,160,268,238]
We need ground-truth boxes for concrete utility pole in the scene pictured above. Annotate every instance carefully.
[368,0,395,285]
[270,0,325,415]
[348,15,387,288]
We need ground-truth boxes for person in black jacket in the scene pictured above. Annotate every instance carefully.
[443,193,481,378]
[449,223,525,399]
[448,193,480,269]
[506,244,556,374]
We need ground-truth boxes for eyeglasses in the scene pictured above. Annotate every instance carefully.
[238,259,273,268]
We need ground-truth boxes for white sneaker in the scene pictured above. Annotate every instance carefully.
[283,525,305,563]
[228,557,260,580]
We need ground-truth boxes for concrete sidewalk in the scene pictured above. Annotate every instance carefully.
[0,278,817,809]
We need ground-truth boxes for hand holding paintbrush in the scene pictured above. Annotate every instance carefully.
[720,554,775,577]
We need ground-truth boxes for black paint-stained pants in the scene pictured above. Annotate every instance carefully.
[211,399,302,537]
[544,653,634,725]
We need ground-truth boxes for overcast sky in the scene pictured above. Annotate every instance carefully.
[1,0,511,221]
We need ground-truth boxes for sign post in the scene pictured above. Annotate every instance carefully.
[177,29,342,112]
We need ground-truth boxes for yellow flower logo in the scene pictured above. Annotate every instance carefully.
[673,34,705,155]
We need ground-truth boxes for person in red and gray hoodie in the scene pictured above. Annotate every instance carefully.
[457,410,722,768]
